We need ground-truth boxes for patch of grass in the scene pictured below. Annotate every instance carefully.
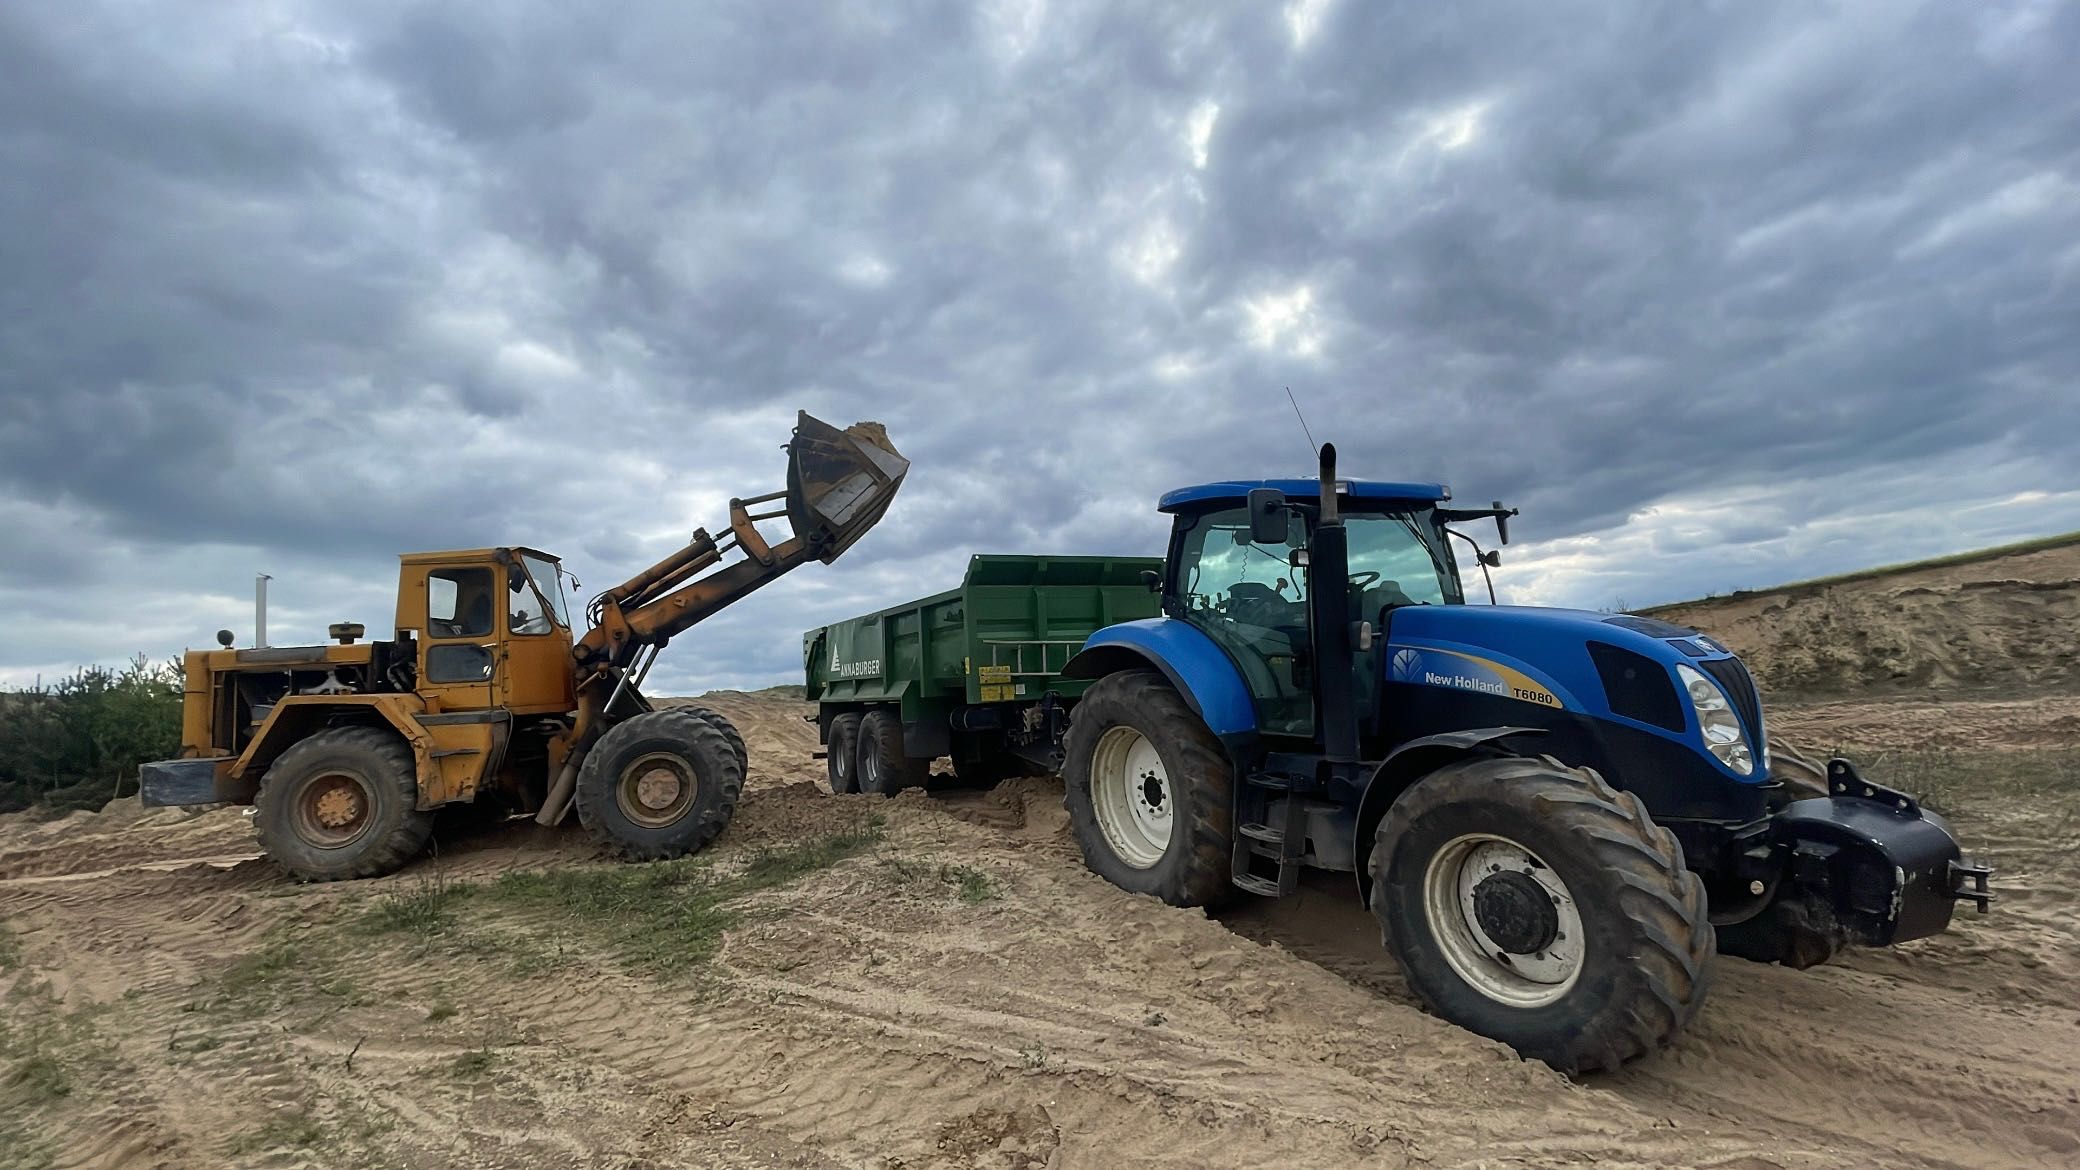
[4,1053,69,1103]
[363,870,473,939]
[217,935,307,1000]
[941,865,998,904]
[447,1045,499,1080]
[224,1114,324,1156]
[425,1001,457,1023]
[1831,746,2080,816]
[0,923,20,972]
[485,823,880,974]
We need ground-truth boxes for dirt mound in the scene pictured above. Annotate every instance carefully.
[1645,536,2080,699]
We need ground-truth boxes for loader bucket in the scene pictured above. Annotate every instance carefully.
[785,411,910,563]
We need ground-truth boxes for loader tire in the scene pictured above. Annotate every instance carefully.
[826,712,862,794]
[857,710,927,797]
[575,709,743,861]
[684,705,749,777]
[1370,754,1715,1074]
[255,726,435,882]
[1062,670,1233,908]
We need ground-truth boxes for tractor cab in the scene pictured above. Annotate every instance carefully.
[394,547,577,716]
[1156,479,1463,741]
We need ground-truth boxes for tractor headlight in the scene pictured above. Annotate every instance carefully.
[1675,664,1754,776]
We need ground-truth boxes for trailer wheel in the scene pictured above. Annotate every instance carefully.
[1062,670,1232,908]
[857,710,927,797]
[1370,754,1715,1074]
[826,713,862,794]
[575,709,743,860]
[255,726,435,882]
[684,705,749,777]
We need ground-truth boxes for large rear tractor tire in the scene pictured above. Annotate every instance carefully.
[575,709,744,861]
[255,726,436,882]
[826,712,862,795]
[857,710,928,797]
[1370,754,1715,1074]
[1062,670,1233,908]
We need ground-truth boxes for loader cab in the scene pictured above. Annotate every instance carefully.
[396,547,577,716]
[1158,480,1459,740]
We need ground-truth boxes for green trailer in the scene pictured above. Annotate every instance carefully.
[804,553,1163,794]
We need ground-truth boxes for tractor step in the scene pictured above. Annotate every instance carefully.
[1231,872,1292,898]
[1238,822,1285,845]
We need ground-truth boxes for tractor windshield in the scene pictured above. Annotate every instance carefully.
[1343,510,1463,610]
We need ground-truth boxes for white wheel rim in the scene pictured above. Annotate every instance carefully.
[1422,833,1585,1008]
[1089,726,1173,869]
[861,749,880,790]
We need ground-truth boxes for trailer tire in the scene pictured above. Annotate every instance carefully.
[575,709,743,861]
[1062,670,1233,908]
[255,726,435,882]
[684,705,749,777]
[857,710,927,797]
[1370,754,1715,1074]
[826,713,862,794]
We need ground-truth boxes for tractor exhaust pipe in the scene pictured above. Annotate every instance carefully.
[1310,444,1360,766]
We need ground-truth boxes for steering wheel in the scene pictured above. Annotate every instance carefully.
[1349,571,1381,588]
[513,610,553,635]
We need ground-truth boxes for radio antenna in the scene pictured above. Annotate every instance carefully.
[1284,386,1320,463]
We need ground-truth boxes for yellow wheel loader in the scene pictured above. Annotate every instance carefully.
[137,413,907,881]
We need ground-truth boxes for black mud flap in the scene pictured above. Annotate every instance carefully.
[1772,759,1993,947]
[138,758,224,808]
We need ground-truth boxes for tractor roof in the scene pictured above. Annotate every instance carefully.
[1158,479,1450,513]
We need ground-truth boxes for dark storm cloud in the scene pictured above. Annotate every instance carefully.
[2,0,2076,689]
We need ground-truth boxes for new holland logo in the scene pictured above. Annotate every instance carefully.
[1390,648,1424,682]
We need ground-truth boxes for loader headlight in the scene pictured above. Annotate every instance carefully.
[1676,664,1754,776]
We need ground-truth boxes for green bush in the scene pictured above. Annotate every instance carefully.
[0,656,183,813]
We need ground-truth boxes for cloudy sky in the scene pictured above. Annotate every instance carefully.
[2,1,2076,693]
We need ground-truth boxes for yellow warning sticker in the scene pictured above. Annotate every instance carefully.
[978,665,1013,683]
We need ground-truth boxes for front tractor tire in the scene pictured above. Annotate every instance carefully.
[1370,755,1715,1074]
[255,726,436,882]
[1062,670,1233,908]
[575,709,744,861]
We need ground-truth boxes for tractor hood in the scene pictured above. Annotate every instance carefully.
[1382,603,1763,769]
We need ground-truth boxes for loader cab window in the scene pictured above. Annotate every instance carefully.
[518,553,571,630]
[428,568,495,638]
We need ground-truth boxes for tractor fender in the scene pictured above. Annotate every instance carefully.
[1352,726,1545,903]
[231,694,442,806]
[1061,618,1256,738]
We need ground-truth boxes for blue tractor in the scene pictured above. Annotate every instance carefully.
[1058,445,1992,1072]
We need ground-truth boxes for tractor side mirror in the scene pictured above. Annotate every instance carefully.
[1493,500,1511,544]
[1139,569,1162,593]
[1246,488,1288,545]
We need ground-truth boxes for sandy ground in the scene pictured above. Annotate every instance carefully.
[3,683,2075,1170]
